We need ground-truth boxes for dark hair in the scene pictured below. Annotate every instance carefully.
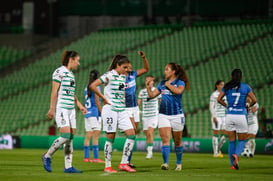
[107,54,130,71]
[168,62,190,90]
[87,70,99,97]
[224,69,242,91]
[61,50,79,66]
[214,80,224,90]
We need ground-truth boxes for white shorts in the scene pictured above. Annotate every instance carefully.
[85,117,102,131]
[158,113,185,131]
[55,108,76,128]
[248,123,258,135]
[102,105,134,133]
[142,116,158,130]
[125,106,140,122]
[225,114,248,133]
[211,117,226,130]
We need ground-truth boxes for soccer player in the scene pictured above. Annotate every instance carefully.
[42,50,87,173]
[217,68,257,170]
[138,75,161,159]
[125,50,149,167]
[90,54,136,173]
[244,97,259,157]
[146,63,190,171]
[83,70,104,163]
[209,80,227,158]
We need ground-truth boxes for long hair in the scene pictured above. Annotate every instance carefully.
[224,68,242,91]
[61,50,79,66]
[214,80,224,90]
[168,62,190,90]
[107,54,130,71]
[87,70,99,97]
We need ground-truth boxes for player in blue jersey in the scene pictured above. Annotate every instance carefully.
[217,69,257,170]
[83,69,104,163]
[146,63,190,171]
[42,50,87,173]
[125,50,149,167]
[90,55,136,173]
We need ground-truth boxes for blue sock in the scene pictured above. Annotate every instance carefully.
[235,140,246,157]
[84,146,90,159]
[162,145,170,164]
[175,146,183,165]
[228,141,236,166]
[92,145,99,159]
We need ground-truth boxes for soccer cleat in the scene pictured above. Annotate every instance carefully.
[128,163,136,168]
[175,164,182,171]
[217,152,224,158]
[161,163,169,170]
[91,158,105,163]
[104,167,118,173]
[232,154,239,170]
[42,155,52,172]
[118,164,136,172]
[146,153,153,159]
[230,165,236,170]
[83,158,92,162]
[64,167,83,173]
[249,153,254,158]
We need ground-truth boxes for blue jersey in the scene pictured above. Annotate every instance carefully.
[84,86,100,118]
[125,71,138,107]
[157,79,185,115]
[223,82,252,115]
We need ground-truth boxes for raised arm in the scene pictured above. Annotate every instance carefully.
[136,51,150,76]
[146,78,160,99]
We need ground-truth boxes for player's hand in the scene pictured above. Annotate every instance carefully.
[213,117,218,123]
[80,106,88,114]
[47,109,55,120]
[137,51,145,58]
[146,78,153,88]
[102,96,111,105]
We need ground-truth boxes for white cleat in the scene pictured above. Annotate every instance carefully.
[146,153,153,159]
[175,164,182,171]
[161,163,169,170]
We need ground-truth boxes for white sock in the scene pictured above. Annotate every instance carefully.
[212,136,218,155]
[121,138,135,164]
[45,137,69,158]
[218,135,226,152]
[64,140,73,169]
[104,141,113,168]
[249,139,256,154]
[245,140,250,149]
[147,146,153,154]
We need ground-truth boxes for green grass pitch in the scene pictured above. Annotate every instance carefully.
[0,149,272,181]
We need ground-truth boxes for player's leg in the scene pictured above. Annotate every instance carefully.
[92,130,104,162]
[83,117,92,162]
[211,117,220,157]
[146,127,154,159]
[158,114,171,170]
[171,115,184,171]
[102,105,118,172]
[83,131,92,162]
